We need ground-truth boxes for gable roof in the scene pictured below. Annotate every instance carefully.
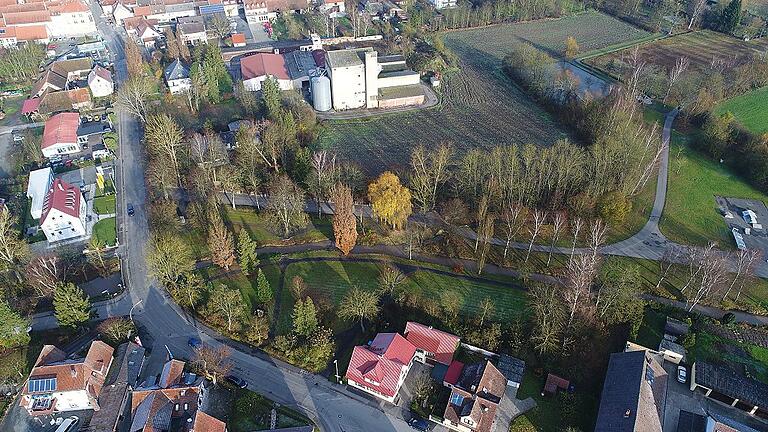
[50,57,93,77]
[230,32,245,45]
[21,97,41,114]
[31,69,67,97]
[40,178,82,223]
[42,111,79,149]
[13,24,49,41]
[158,359,184,388]
[404,321,460,365]
[694,361,768,408]
[370,332,416,365]
[240,52,290,81]
[443,360,506,432]
[192,411,227,432]
[164,59,189,81]
[89,65,113,82]
[23,341,113,397]
[346,346,404,398]
[38,88,91,114]
[595,350,667,432]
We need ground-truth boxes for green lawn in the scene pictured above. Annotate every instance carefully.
[515,369,597,432]
[93,217,117,246]
[689,331,768,384]
[228,389,313,432]
[715,86,768,135]
[199,264,282,314]
[277,259,527,335]
[659,133,768,247]
[93,195,116,215]
[223,207,332,246]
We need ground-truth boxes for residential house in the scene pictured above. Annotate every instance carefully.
[244,0,308,22]
[594,349,668,432]
[241,53,293,92]
[135,18,163,47]
[27,167,54,220]
[88,65,114,98]
[30,58,93,98]
[404,321,460,366]
[230,32,246,47]
[19,341,114,415]
[345,333,416,404]
[0,0,96,45]
[690,361,768,418]
[77,119,111,147]
[40,178,87,242]
[41,112,81,158]
[111,1,134,24]
[31,69,68,99]
[429,0,457,9]
[320,0,345,17]
[86,342,146,432]
[37,88,93,115]
[177,16,207,45]
[441,361,507,432]
[128,359,227,432]
[164,59,192,94]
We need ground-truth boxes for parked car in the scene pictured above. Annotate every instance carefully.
[677,366,687,383]
[409,418,429,431]
[12,134,24,142]
[127,203,135,216]
[226,375,248,389]
[188,337,202,349]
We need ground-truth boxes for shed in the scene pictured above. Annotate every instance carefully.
[658,339,685,364]
[543,373,569,396]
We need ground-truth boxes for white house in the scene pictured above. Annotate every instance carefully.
[87,65,114,98]
[321,0,346,17]
[20,341,113,416]
[241,53,293,92]
[111,2,134,24]
[164,59,192,94]
[40,178,87,242]
[26,167,54,220]
[177,16,207,45]
[429,0,457,9]
[41,112,81,159]
[136,19,163,48]
[47,0,98,39]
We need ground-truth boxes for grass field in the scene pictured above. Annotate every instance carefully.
[319,12,650,175]
[587,30,768,80]
[93,217,117,246]
[659,133,768,247]
[715,86,768,135]
[93,195,115,215]
[276,260,527,335]
[223,207,332,246]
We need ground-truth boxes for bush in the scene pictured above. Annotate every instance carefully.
[720,312,736,325]
[597,191,632,225]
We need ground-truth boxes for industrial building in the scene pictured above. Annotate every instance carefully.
[322,48,424,111]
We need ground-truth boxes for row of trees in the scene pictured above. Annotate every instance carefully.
[0,43,46,85]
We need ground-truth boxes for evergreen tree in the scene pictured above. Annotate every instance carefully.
[292,297,318,337]
[719,0,742,33]
[237,229,258,275]
[255,269,273,304]
[0,300,30,348]
[262,77,281,119]
[54,283,91,328]
[201,44,232,103]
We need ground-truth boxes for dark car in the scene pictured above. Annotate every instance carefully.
[226,375,248,389]
[127,203,135,216]
[408,418,429,431]
[188,337,202,349]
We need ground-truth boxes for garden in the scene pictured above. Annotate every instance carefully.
[93,217,117,246]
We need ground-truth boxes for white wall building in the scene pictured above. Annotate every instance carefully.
[40,178,87,242]
[26,167,54,220]
[326,48,370,110]
[88,65,114,98]
[41,112,81,159]
[164,59,192,94]
[47,2,98,38]
[430,0,457,9]
[241,53,294,92]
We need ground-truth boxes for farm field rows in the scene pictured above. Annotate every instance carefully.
[318,12,650,176]
[586,30,768,77]
[715,86,768,135]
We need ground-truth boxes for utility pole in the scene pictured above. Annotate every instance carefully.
[334,359,340,384]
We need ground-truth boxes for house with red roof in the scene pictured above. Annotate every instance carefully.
[441,361,508,432]
[241,52,293,92]
[40,178,87,242]
[41,112,81,158]
[88,65,114,97]
[20,341,114,416]
[405,321,460,366]
[230,32,245,47]
[345,332,417,403]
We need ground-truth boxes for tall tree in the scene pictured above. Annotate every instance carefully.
[262,77,281,119]
[409,143,452,212]
[116,76,153,123]
[164,28,180,60]
[54,283,90,328]
[547,212,565,267]
[255,268,273,304]
[208,211,236,271]
[201,44,232,102]
[291,275,307,300]
[476,213,495,275]
[597,259,645,327]
[332,183,357,255]
[292,297,318,337]
[719,0,742,33]
[266,175,308,237]
[477,297,495,327]
[378,264,406,296]
[145,114,184,187]
[0,207,28,274]
[209,284,246,331]
[124,41,144,76]
[687,0,708,29]
[237,229,258,275]
[147,233,195,289]
[171,272,204,310]
[0,43,45,83]
[368,172,412,230]
[338,287,379,332]
[97,317,136,346]
[307,151,336,216]
[0,300,30,348]
[564,36,579,59]
[209,14,231,40]
[501,203,526,259]
[524,210,546,264]
[529,284,564,355]
[246,314,269,346]
[24,254,61,298]
[193,345,232,386]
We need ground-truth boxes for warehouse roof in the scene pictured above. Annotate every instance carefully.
[694,361,768,408]
[284,50,317,80]
[326,47,372,68]
[240,53,289,81]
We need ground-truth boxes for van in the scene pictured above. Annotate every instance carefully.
[55,416,79,432]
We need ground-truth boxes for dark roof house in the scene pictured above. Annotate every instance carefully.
[442,361,507,432]
[164,59,190,81]
[86,342,146,432]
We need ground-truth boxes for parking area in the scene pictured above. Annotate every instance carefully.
[246,17,272,43]
[2,403,93,432]
[716,196,768,252]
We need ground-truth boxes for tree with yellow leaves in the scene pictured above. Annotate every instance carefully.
[564,36,580,59]
[368,172,412,230]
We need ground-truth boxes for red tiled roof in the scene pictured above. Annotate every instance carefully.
[21,98,41,114]
[23,341,113,396]
[40,178,82,223]
[230,32,245,45]
[444,360,464,385]
[41,111,79,149]
[13,24,48,40]
[544,373,569,394]
[0,2,46,13]
[47,0,89,13]
[132,5,149,16]
[91,64,112,82]
[3,10,50,24]
[240,53,290,81]
[370,333,416,366]
[346,346,404,398]
[405,322,460,365]
[193,411,227,432]
[38,88,91,114]
[158,359,184,388]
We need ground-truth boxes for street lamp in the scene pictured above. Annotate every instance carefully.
[334,359,340,384]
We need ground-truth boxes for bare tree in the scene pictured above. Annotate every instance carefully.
[476,213,495,275]
[145,114,184,187]
[687,0,708,29]
[563,253,599,329]
[477,297,495,327]
[664,57,690,102]
[309,151,336,217]
[547,212,565,267]
[589,219,608,259]
[501,203,526,259]
[0,208,28,276]
[25,254,61,298]
[657,246,684,290]
[115,76,152,123]
[685,243,729,312]
[724,249,760,301]
[525,210,547,264]
[378,264,406,296]
[570,217,583,258]
[529,284,564,355]
[266,175,307,237]
[410,143,453,212]
[474,195,489,252]
[193,345,232,386]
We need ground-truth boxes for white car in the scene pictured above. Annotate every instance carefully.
[677,366,687,383]
[12,134,24,142]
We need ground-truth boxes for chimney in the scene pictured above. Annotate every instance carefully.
[71,366,77,377]
[624,409,631,418]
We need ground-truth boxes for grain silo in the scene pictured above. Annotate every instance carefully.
[311,75,332,112]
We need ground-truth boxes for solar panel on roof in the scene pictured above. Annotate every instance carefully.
[28,377,57,392]
[449,392,464,406]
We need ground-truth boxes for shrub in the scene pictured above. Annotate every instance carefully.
[597,191,632,225]
[720,312,736,325]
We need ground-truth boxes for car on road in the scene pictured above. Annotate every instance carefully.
[226,375,248,389]
[408,418,429,431]
[127,203,134,216]
[12,134,24,142]
[188,337,202,349]
[677,366,687,383]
